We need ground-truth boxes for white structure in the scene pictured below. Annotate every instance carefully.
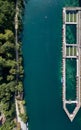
[62,7,81,121]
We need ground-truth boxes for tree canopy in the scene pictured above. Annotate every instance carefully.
[0,0,24,129]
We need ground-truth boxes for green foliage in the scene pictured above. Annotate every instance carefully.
[2,0,81,128]
[0,0,15,31]
[0,121,15,130]
[0,1,24,129]
[16,81,23,92]
[22,100,26,105]
[19,113,28,123]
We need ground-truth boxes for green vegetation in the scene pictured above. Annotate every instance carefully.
[74,13,76,22]
[17,100,28,123]
[70,13,73,22]
[66,11,77,22]
[66,46,77,56]
[19,113,28,123]
[0,0,15,32]
[70,47,72,55]
[66,13,69,22]
[74,47,77,55]
[0,121,15,130]
[0,0,26,129]
[66,47,69,56]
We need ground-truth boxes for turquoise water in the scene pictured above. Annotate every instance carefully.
[66,59,76,100]
[66,24,76,44]
[22,0,81,130]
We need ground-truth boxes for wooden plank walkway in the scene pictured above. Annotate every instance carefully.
[62,7,81,122]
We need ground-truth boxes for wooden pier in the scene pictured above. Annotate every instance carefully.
[62,7,81,122]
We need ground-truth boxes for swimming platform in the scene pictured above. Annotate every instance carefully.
[62,7,81,122]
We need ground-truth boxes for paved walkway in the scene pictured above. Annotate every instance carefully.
[15,99,28,130]
[15,1,28,129]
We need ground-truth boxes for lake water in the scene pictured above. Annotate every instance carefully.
[22,0,81,130]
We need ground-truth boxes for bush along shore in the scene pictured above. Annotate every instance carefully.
[0,0,28,129]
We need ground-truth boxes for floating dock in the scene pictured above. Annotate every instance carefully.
[62,7,81,122]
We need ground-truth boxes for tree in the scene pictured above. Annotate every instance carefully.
[0,121,15,130]
[0,0,25,129]
[19,113,28,123]
[0,0,15,31]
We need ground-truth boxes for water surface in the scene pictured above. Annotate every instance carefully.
[22,0,81,130]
